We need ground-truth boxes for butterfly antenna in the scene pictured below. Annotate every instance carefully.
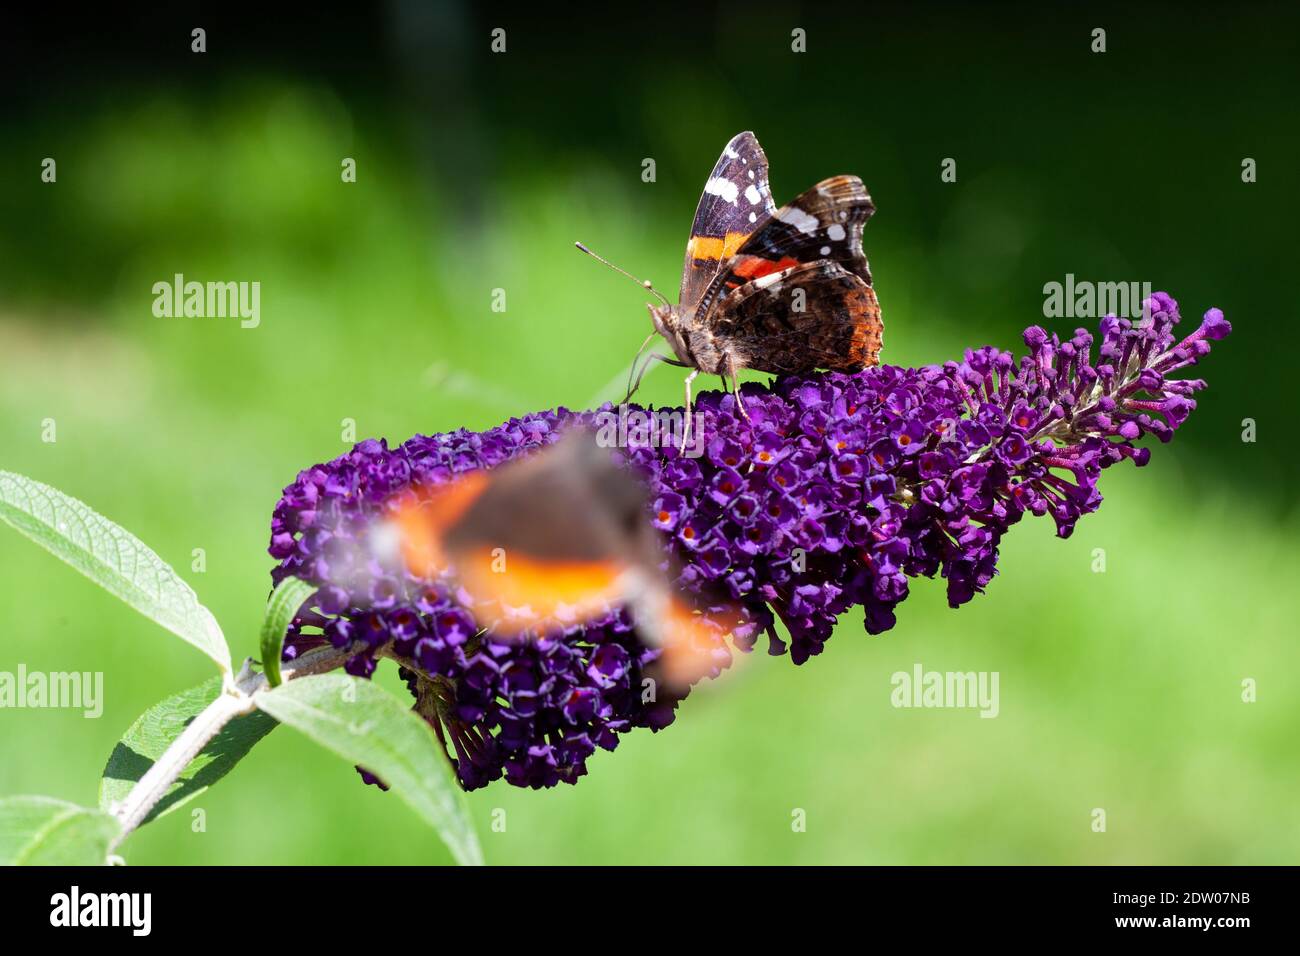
[574,241,672,307]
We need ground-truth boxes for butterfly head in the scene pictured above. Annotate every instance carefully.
[648,302,695,367]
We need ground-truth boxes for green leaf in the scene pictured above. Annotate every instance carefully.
[255,674,483,866]
[260,577,316,688]
[99,677,277,824]
[0,796,121,865]
[0,470,231,674]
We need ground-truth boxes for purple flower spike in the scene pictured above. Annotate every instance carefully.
[269,294,1229,791]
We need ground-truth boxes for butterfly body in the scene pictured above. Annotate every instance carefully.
[649,257,882,377]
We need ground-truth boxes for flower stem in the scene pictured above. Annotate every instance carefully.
[109,642,359,850]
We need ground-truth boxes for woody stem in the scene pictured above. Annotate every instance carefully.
[108,642,359,850]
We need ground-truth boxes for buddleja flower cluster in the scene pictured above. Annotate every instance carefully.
[269,293,1229,790]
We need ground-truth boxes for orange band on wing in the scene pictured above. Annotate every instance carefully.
[687,231,750,262]
[658,597,748,688]
[454,548,626,633]
[458,549,623,609]
[392,473,490,579]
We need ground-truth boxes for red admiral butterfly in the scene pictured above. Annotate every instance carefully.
[578,130,883,444]
[392,430,737,687]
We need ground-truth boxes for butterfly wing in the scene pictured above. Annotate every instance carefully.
[711,260,883,375]
[395,434,643,623]
[391,431,739,685]
[679,131,776,310]
[694,175,876,321]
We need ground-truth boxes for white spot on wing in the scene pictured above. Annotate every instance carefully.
[827,224,846,241]
[777,206,819,234]
[744,184,762,205]
[704,177,739,203]
[820,246,831,255]
[748,212,757,223]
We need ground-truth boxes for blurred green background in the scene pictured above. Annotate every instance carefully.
[1,3,1296,864]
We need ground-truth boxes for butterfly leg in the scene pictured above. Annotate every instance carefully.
[680,368,699,451]
[725,352,751,423]
[623,353,664,404]
[624,354,691,404]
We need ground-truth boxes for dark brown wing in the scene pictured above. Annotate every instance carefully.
[441,433,646,564]
[713,260,883,375]
[679,131,776,311]
[694,175,876,322]
[394,431,661,631]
